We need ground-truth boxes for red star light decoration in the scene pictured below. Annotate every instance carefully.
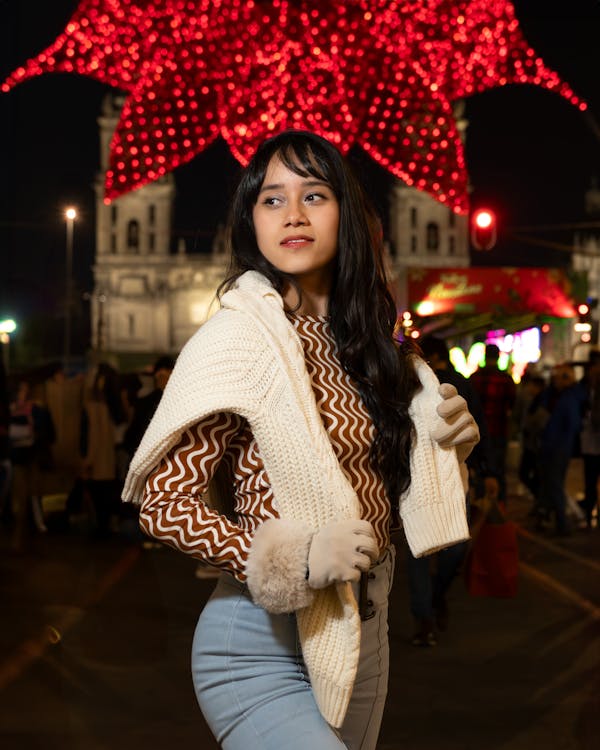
[2,0,585,212]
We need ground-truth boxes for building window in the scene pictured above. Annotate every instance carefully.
[149,232,155,252]
[128,314,135,337]
[426,222,439,252]
[411,235,417,254]
[449,236,456,255]
[449,210,455,228]
[410,207,417,229]
[149,204,155,225]
[111,205,118,226]
[110,233,116,253]
[127,220,140,252]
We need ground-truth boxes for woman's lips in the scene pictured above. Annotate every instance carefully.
[280,235,313,248]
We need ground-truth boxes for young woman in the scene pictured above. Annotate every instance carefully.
[123,131,476,750]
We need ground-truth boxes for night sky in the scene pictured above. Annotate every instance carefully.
[1,1,599,341]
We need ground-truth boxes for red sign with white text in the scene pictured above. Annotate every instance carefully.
[407,267,576,318]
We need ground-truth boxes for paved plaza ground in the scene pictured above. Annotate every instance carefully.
[0,461,598,749]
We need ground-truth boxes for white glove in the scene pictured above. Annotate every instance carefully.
[432,383,480,463]
[307,519,378,589]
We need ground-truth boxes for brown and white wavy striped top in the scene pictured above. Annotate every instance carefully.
[140,315,391,581]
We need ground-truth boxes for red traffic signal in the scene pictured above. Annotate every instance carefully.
[577,302,590,316]
[470,208,497,251]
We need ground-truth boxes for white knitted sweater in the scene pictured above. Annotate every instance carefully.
[122,271,469,727]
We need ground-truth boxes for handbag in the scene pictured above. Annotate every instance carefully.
[465,497,519,598]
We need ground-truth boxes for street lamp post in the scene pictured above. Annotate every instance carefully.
[64,207,77,372]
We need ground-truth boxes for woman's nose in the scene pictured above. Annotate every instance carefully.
[285,203,308,226]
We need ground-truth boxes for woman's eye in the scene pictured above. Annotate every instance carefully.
[262,196,281,206]
[305,192,324,203]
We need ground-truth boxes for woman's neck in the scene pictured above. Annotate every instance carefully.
[282,274,331,316]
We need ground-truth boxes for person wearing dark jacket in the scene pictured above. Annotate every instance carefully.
[536,363,583,535]
[122,356,175,461]
[470,343,516,502]
[577,350,600,528]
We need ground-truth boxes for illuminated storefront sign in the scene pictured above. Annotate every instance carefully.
[409,267,576,319]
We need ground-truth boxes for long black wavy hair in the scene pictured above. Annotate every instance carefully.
[220,130,420,505]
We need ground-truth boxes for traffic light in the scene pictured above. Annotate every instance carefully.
[575,302,592,342]
[470,208,497,251]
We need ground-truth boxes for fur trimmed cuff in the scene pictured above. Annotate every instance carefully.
[245,518,315,614]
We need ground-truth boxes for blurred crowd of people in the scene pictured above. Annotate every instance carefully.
[514,353,600,534]
[1,340,597,644]
[0,354,175,551]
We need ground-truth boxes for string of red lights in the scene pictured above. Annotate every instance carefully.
[2,0,585,212]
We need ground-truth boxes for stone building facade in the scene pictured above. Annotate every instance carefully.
[91,94,227,366]
[90,95,470,362]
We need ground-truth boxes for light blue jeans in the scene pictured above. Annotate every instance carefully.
[192,547,395,750]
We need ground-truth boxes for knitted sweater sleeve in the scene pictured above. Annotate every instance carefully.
[400,359,471,556]
[139,412,255,582]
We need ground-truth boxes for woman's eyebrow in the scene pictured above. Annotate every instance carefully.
[258,179,330,193]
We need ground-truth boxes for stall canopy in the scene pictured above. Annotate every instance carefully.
[406,267,578,338]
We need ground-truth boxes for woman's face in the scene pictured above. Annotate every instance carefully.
[252,154,339,290]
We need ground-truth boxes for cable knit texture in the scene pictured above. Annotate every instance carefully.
[400,358,471,555]
[122,270,469,727]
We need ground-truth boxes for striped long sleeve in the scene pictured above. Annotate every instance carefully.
[140,411,279,581]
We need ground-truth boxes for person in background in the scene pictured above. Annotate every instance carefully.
[576,350,600,529]
[470,343,516,503]
[115,370,143,483]
[515,372,547,510]
[536,363,583,536]
[122,356,175,461]
[121,356,176,550]
[44,362,84,499]
[0,357,11,523]
[121,131,478,750]
[81,363,124,538]
[408,336,497,646]
[9,378,55,548]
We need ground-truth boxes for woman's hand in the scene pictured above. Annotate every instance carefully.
[432,383,479,463]
[307,519,378,589]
